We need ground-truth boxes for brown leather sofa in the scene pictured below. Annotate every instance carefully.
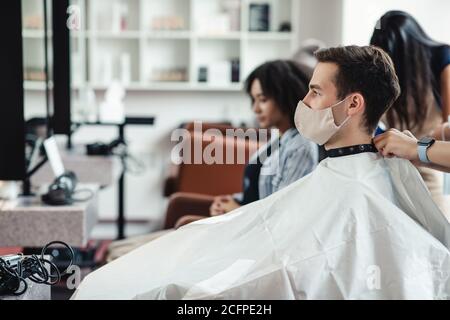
[164,122,262,197]
[162,126,261,229]
[163,192,214,229]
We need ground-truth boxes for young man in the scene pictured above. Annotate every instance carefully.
[73,46,450,300]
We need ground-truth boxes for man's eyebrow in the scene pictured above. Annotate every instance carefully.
[309,84,322,90]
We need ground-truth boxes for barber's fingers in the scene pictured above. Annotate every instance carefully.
[373,134,388,151]
[372,131,385,143]
[380,146,394,157]
[372,129,396,146]
[374,136,395,157]
[402,130,415,139]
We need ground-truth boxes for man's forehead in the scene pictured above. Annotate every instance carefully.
[310,62,338,89]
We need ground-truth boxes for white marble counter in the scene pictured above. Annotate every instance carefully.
[0,184,99,247]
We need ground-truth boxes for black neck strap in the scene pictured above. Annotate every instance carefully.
[325,144,378,158]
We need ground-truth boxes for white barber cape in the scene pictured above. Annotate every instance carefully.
[73,153,450,300]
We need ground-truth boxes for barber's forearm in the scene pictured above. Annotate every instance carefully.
[420,162,450,174]
[426,141,450,171]
[442,103,450,122]
[440,66,450,122]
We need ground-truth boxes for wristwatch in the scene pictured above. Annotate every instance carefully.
[417,136,436,163]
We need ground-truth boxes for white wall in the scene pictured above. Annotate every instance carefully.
[298,0,344,47]
[342,0,450,46]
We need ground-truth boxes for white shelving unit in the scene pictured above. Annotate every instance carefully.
[22,0,300,92]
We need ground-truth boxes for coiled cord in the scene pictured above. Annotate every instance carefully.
[0,241,74,296]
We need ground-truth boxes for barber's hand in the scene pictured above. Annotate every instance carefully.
[209,195,241,216]
[373,128,419,161]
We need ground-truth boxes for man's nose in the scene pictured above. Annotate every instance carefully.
[302,94,311,107]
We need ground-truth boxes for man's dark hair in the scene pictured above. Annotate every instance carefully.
[245,60,311,127]
[315,45,401,134]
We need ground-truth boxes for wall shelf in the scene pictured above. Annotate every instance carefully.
[22,0,299,92]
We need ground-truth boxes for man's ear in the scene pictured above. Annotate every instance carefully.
[347,93,365,116]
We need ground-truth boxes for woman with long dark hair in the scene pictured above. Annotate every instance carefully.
[371,10,450,128]
[371,10,450,217]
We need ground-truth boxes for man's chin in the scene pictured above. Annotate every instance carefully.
[257,122,269,129]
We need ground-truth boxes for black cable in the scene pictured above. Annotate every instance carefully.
[122,154,146,175]
[86,139,147,175]
[0,241,74,297]
[112,150,146,175]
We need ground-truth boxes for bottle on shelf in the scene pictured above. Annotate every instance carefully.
[112,0,128,33]
[120,53,131,85]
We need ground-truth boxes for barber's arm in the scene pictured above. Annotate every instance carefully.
[440,65,450,121]
[373,128,450,173]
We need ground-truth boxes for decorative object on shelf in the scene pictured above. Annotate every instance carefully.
[249,3,270,32]
[279,21,291,32]
[120,53,131,85]
[231,58,240,83]
[73,88,98,123]
[221,0,241,31]
[95,52,114,84]
[196,0,242,35]
[111,0,129,33]
[196,15,231,35]
[151,68,188,82]
[99,81,126,124]
[24,68,46,81]
[198,58,240,84]
[151,16,186,31]
[23,14,43,29]
[198,66,208,83]
[71,52,83,84]
[209,60,232,85]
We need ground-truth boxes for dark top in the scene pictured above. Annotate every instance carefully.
[430,45,450,107]
[240,143,272,206]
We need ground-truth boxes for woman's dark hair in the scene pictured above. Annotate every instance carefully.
[245,60,311,127]
[370,10,443,131]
